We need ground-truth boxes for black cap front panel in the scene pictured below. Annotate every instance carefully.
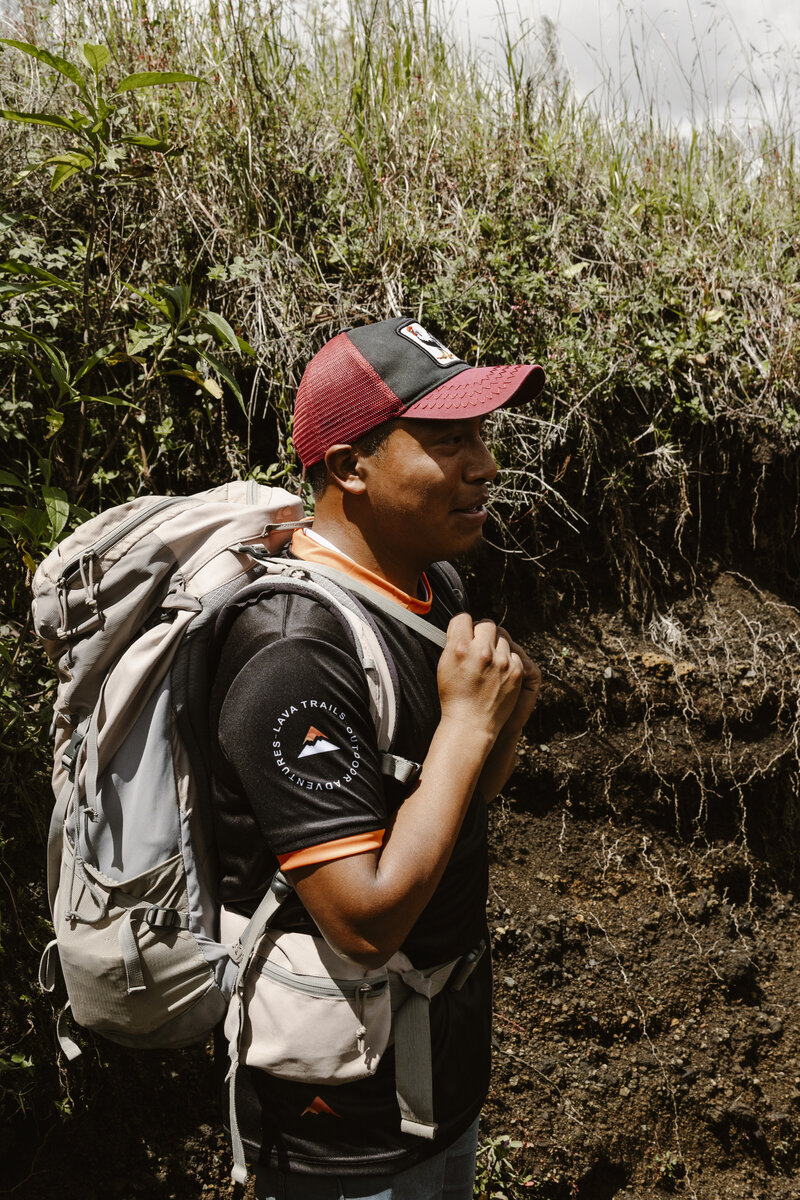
[346,317,473,411]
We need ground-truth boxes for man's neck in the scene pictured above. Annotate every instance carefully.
[309,515,423,597]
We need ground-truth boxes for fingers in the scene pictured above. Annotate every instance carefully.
[447,618,533,675]
[496,626,538,684]
[460,620,520,670]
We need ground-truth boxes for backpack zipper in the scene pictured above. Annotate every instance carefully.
[59,496,185,585]
[255,957,389,1001]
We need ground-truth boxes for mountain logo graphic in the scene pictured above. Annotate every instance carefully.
[297,725,340,759]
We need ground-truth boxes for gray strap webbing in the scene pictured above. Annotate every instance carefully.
[84,708,101,817]
[119,907,191,995]
[56,1003,82,1062]
[278,562,448,649]
[395,992,437,1138]
[227,872,293,1185]
[46,774,74,917]
[39,938,58,993]
[379,752,420,786]
[239,551,448,649]
[46,715,91,915]
[390,958,464,1139]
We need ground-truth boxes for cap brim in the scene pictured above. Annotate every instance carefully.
[401,363,545,420]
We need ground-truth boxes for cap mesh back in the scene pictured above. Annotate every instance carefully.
[293,334,404,468]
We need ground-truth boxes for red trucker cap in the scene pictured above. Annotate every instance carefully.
[292,316,545,469]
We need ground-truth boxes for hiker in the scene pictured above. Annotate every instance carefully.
[210,316,545,1199]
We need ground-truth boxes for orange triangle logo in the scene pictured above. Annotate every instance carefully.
[302,1095,340,1117]
[303,725,326,744]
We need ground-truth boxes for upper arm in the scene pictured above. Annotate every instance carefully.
[216,599,388,871]
[286,850,388,965]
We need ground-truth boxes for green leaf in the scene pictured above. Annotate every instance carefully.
[101,145,128,172]
[0,39,87,93]
[10,163,45,187]
[202,309,240,353]
[0,261,80,293]
[157,283,192,327]
[73,341,119,383]
[0,469,22,487]
[77,393,136,407]
[45,149,94,172]
[0,505,49,540]
[121,133,169,150]
[120,280,172,318]
[0,322,70,373]
[167,367,223,399]
[51,162,80,191]
[196,347,245,413]
[114,71,203,94]
[49,357,70,398]
[81,43,110,75]
[42,486,69,541]
[0,108,79,132]
[564,262,587,278]
[45,408,65,438]
[127,327,165,355]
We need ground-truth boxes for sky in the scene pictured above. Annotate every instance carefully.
[457,0,800,134]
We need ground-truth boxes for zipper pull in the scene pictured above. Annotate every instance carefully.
[356,984,369,1053]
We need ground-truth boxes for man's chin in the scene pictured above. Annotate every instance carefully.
[433,529,486,565]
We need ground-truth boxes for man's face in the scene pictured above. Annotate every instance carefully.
[358,415,499,569]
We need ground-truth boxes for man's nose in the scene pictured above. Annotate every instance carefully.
[466,437,498,482]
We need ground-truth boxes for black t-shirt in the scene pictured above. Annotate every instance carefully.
[210,559,492,1176]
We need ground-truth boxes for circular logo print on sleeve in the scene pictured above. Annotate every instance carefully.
[271,700,362,791]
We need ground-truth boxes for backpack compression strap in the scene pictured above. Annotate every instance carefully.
[225,870,293,1185]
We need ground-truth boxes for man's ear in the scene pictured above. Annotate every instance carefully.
[323,444,367,495]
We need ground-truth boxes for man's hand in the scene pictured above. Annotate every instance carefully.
[494,627,541,734]
[474,625,541,801]
[437,613,525,744]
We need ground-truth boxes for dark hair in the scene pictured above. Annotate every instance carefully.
[304,420,398,500]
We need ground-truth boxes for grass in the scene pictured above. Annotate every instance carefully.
[0,0,799,1191]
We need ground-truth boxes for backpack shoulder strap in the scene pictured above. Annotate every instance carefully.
[426,560,466,615]
[237,552,448,649]
[216,566,403,755]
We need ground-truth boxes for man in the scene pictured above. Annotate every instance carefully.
[211,315,544,1199]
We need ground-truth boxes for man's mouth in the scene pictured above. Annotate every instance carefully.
[453,494,489,517]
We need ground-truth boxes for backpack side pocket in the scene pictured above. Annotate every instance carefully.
[221,917,391,1085]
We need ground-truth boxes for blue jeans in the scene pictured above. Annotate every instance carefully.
[254,1118,480,1200]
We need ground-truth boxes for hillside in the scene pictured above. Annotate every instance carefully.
[1,2,799,1196]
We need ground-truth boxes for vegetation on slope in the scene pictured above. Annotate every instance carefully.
[0,0,798,1192]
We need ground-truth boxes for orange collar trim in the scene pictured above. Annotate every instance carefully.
[291,529,433,615]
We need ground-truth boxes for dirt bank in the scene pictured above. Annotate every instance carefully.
[3,571,799,1200]
[485,569,800,1199]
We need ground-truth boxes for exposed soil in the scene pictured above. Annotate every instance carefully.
[485,570,800,1199]
[3,570,799,1200]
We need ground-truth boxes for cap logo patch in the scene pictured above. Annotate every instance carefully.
[398,321,462,366]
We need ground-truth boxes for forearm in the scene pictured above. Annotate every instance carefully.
[479,723,525,801]
[291,716,494,966]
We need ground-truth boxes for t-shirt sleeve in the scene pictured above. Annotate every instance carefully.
[216,631,387,867]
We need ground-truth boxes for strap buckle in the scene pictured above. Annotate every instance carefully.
[448,940,487,992]
[61,727,86,779]
[144,906,182,929]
